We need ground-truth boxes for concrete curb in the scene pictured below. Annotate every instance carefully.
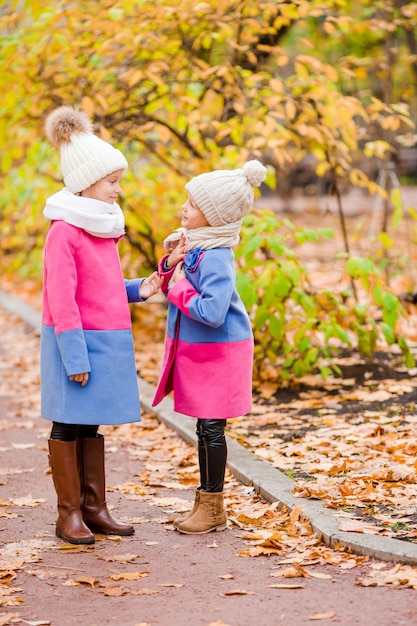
[2,289,417,565]
[138,378,417,565]
[0,290,42,329]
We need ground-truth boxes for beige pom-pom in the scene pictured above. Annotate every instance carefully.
[243,159,267,187]
[45,105,93,147]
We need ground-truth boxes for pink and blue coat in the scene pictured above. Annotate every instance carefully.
[41,221,145,425]
[152,247,254,419]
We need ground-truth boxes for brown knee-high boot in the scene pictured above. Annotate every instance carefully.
[48,439,95,545]
[77,435,134,536]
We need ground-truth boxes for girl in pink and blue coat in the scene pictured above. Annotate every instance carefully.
[152,159,267,534]
[41,106,161,545]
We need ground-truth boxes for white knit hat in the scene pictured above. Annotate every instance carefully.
[45,105,128,193]
[185,159,267,226]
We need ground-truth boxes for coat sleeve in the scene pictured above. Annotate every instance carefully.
[124,278,147,303]
[43,224,91,376]
[157,255,176,294]
[167,252,234,328]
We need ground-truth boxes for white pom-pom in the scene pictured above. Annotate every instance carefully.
[242,159,267,187]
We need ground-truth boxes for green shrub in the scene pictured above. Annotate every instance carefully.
[236,209,414,382]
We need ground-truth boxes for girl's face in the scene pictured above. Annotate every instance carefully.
[181,193,209,229]
[80,169,125,204]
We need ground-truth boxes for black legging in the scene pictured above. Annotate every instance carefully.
[196,419,227,493]
[50,422,99,441]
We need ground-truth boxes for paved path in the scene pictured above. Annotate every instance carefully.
[1,290,417,626]
[1,288,417,567]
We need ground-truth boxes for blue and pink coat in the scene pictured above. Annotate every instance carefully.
[41,220,145,426]
[152,247,254,419]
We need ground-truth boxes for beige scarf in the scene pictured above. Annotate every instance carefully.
[163,221,242,252]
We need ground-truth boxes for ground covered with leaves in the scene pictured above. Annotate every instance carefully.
[1,305,417,626]
[133,300,417,546]
[127,199,417,547]
[3,200,417,623]
[233,352,417,540]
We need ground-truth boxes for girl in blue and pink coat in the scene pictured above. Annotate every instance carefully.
[152,159,267,534]
[41,106,161,545]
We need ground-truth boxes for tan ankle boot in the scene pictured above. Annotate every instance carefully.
[48,439,95,545]
[173,490,201,529]
[176,491,227,534]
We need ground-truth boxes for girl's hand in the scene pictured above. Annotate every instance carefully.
[166,232,187,268]
[140,271,163,299]
[169,261,186,287]
[69,372,89,386]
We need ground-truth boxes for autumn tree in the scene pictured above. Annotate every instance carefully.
[0,0,415,379]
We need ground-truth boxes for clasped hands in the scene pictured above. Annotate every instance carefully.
[166,231,187,286]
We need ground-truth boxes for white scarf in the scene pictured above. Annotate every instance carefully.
[43,188,125,239]
[163,222,242,252]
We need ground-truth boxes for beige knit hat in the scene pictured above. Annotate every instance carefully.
[185,159,267,226]
[45,105,128,193]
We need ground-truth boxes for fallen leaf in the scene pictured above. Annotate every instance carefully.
[309,611,336,620]
[101,553,140,563]
[0,615,22,626]
[0,467,34,475]
[0,597,25,607]
[110,571,149,581]
[282,565,309,578]
[10,495,45,508]
[25,569,65,582]
[148,496,188,508]
[130,588,159,596]
[0,587,21,598]
[100,586,126,596]
[127,517,150,524]
[355,564,417,589]
[63,576,99,587]
[338,521,381,534]
[105,535,122,542]
[0,572,17,585]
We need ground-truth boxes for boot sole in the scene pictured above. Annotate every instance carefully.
[86,527,135,536]
[176,523,227,535]
[56,528,95,545]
